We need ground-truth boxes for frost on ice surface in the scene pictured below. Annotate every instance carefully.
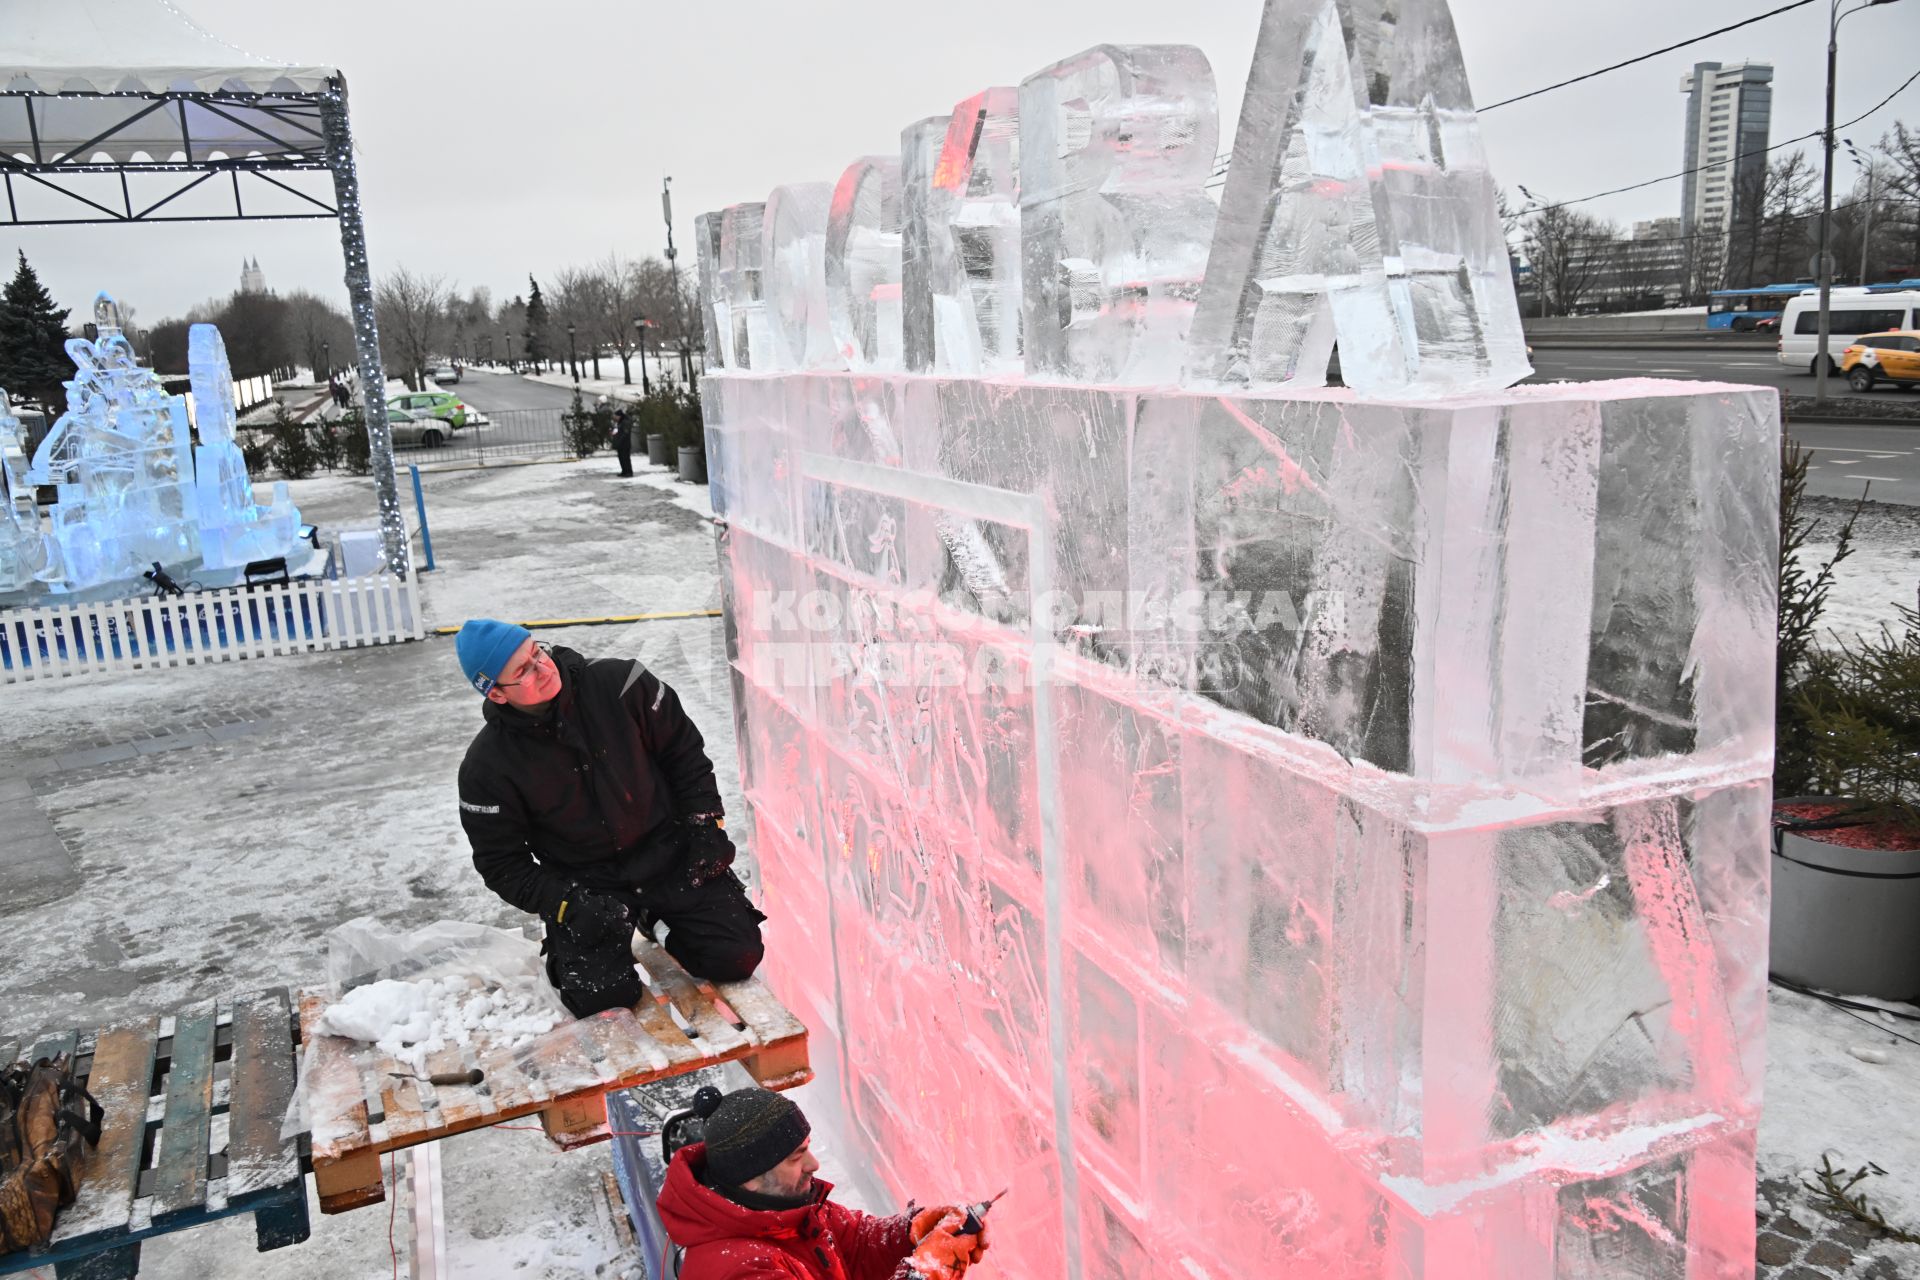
[763,183,838,371]
[693,1,1777,1275]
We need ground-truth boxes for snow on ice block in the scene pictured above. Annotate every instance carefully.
[709,368,1776,1280]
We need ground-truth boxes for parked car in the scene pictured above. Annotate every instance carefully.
[384,407,450,448]
[431,364,462,385]
[1840,330,1920,392]
[388,389,468,428]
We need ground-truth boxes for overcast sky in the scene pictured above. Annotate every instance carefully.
[10,0,1919,324]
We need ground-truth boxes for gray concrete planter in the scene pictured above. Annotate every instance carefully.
[646,434,671,467]
[677,444,707,484]
[1770,796,1920,1000]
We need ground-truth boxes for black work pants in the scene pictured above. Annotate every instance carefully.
[614,437,633,477]
[543,871,766,1018]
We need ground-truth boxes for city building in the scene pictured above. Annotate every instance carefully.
[239,256,267,294]
[1679,62,1773,268]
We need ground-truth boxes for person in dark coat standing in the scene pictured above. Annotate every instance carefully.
[658,1088,992,1280]
[612,406,634,477]
[454,619,764,1016]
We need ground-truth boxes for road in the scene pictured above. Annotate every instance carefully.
[455,364,1920,504]
[1528,344,1877,399]
[446,367,574,412]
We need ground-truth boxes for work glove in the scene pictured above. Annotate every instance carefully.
[906,1213,989,1280]
[548,885,632,946]
[910,1206,961,1244]
[682,814,737,888]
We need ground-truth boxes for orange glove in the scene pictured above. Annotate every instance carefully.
[908,1216,990,1279]
[911,1206,960,1243]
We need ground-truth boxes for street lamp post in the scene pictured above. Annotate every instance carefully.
[505,332,514,370]
[321,340,330,381]
[567,324,579,384]
[635,317,653,395]
[1816,0,1904,404]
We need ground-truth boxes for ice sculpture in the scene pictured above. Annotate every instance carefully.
[825,157,904,372]
[902,89,1023,376]
[763,184,839,371]
[695,3,1775,1277]
[27,295,200,592]
[1020,46,1219,385]
[0,395,48,590]
[188,323,301,571]
[19,295,304,596]
[1185,0,1532,397]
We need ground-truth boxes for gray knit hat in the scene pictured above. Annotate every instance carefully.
[701,1088,811,1186]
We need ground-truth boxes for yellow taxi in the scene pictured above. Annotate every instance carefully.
[1840,329,1920,392]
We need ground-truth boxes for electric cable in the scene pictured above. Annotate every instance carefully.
[1479,0,1820,113]
[1771,977,1920,1049]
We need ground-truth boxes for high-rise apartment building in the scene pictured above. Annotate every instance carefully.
[1679,62,1773,253]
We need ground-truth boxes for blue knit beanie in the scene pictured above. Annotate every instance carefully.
[456,619,532,695]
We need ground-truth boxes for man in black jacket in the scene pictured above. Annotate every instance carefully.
[454,618,764,1016]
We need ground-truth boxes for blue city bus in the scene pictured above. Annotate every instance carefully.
[1707,283,1813,330]
[1709,279,1920,330]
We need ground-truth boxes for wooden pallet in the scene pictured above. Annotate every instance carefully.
[298,941,809,1215]
[0,990,309,1279]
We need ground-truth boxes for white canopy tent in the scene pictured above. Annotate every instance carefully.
[0,0,410,576]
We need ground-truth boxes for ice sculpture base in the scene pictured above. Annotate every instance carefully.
[708,371,1777,1280]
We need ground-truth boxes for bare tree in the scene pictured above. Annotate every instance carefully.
[283,290,354,381]
[1727,153,1817,287]
[1875,123,1920,278]
[375,267,453,391]
[548,265,607,379]
[1524,205,1619,316]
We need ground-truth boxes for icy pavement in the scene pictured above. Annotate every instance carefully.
[1,457,1915,1276]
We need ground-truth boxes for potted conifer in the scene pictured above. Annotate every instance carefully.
[1771,440,1920,999]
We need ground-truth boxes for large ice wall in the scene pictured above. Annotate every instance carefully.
[696,3,1776,1278]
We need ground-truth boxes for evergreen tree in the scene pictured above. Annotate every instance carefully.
[525,275,550,365]
[0,251,72,414]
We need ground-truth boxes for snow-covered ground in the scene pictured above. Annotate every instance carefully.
[4,458,1917,1277]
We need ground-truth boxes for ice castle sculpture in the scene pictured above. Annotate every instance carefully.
[21,294,301,595]
[188,323,300,571]
[698,1,1776,1277]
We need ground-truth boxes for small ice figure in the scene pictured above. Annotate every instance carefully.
[188,323,301,571]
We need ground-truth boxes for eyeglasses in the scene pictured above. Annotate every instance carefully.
[493,641,554,690]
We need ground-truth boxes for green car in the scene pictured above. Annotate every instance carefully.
[388,389,468,429]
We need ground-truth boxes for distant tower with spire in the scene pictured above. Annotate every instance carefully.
[239,257,267,295]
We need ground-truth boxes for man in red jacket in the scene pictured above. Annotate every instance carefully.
[657,1088,992,1280]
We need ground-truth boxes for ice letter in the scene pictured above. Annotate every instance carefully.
[900,89,1023,376]
[826,157,905,373]
[719,202,769,370]
[1185,0,1532,397]
[695,212,728,369]
[763,183,840,372]
[1020,45,1219,385]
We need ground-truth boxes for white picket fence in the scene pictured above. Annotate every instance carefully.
[0,573,424,684]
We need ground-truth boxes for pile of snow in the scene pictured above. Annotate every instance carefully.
[317,974,561,1072]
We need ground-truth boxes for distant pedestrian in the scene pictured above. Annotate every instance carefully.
[612,406,634,478]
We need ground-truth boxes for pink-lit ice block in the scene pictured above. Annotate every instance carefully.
[715,371,1776,1280]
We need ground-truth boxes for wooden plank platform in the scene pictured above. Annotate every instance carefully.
[299,937,811,1214]
[0,990,310,1279]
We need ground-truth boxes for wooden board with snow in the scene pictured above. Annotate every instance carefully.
[296,942,811,1215]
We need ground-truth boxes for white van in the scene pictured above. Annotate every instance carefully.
[1778,289,1920,373]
